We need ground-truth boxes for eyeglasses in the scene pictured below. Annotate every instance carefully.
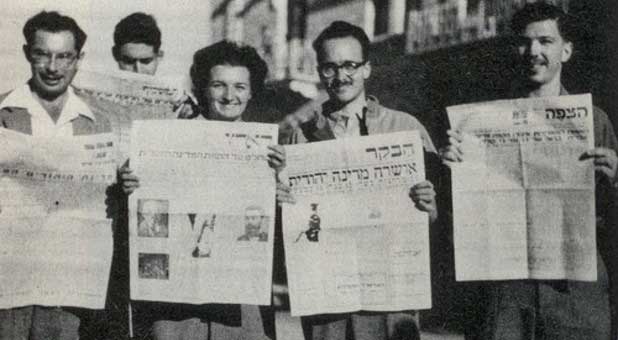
[30,50,78,68]
[318,61,367,78]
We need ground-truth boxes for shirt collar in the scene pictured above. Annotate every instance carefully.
[323,95,367,120]
[1,83,95,123]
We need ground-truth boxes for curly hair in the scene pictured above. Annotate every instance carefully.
[190,40,268,103]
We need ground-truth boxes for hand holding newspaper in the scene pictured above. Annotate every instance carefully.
[129,120,278,305]
[282,130,432,316]
[447,94,596,282]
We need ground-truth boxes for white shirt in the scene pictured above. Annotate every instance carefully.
[0,84,95,138]
[326,95,366,139]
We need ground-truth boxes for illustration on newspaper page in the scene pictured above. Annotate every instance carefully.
[282,131,432,316]
[0,129,115,309]
[447,94,596,282]
[73,69,184,163]
[129,120,278,305]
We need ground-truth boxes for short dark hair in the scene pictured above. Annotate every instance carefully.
[113,12,161,52]
[510,2,575,42]
[23,11,87,52]
[312,21,370,62]
[190,40,268,101]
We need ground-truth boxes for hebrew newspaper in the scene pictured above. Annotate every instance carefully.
[447,94,596,282]
[0,129,115,309]
[129,120,277,305]
[73,69,182,163]
[283,131,432,316]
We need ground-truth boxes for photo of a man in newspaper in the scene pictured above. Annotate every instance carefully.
[137,198,169,238]
[237,205,268,242]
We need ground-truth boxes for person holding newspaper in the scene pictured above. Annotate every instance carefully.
[440,3,618,339]
[120,40,283,340]
[0,11,111,340]
[283,20,438,340]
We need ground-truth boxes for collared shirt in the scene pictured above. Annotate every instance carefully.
[325,95,366,138]
[0,84,95,138]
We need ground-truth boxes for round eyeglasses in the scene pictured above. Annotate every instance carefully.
[30,50,78,69]
[318,61,367,78]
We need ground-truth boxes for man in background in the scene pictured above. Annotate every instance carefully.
[112,12,163,75]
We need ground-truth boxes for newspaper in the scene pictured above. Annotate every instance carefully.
[282,131,432,316]
[447,94,596,282]
[73,69,183,163]
[129,120,278,305]
[0,128,116,309]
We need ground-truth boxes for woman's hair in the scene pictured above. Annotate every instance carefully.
[190,40,268,103]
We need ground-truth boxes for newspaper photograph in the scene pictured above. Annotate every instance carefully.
[447,94,596,282]
[282,131,432,316]
[73,69,185,163]
[129,120,278,305]
[0,128,116,309]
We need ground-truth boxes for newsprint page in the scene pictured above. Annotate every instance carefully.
[129,120,278,306]
[282,131,432,316]
[447,94,597,282]
[0,129,116,309]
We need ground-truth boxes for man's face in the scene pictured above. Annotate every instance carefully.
[204,65,252,121]
[318,36,370,106]
[516,19,572,87]
[115,42,161,75]
[25,30,82,99]
[245,209,263,231]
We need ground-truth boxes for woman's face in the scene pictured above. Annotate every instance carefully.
[204,64,252,121]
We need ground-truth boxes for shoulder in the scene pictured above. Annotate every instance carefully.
[72,93,112,135]
[0,89,32,134]
[288,102,329,144]
[369,97,437,153]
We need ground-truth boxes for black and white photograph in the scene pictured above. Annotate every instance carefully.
[138,253,169,280]
[137,198,169,238]
[1,0,617,339]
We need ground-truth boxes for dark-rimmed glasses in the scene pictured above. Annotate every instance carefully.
[318,61,367,78]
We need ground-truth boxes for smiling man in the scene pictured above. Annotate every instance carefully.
[288,21,438,340]
[441,3,618,339]
[0,11,111,340]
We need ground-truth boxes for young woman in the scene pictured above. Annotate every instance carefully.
[121,40,284,340]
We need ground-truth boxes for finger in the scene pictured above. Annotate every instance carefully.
[410,189,435,198]
[441,149,462,162]
[595,165,614,180]
[411,180,433,189]
[276,191,296,205]
[277,182,292,193]
[445,139,464,157]
[414,201,436,213]
[118,166,133,174]
[446,130,463,143]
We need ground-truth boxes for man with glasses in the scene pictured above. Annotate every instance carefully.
[0,11,110,340]
[287,20,438,340]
